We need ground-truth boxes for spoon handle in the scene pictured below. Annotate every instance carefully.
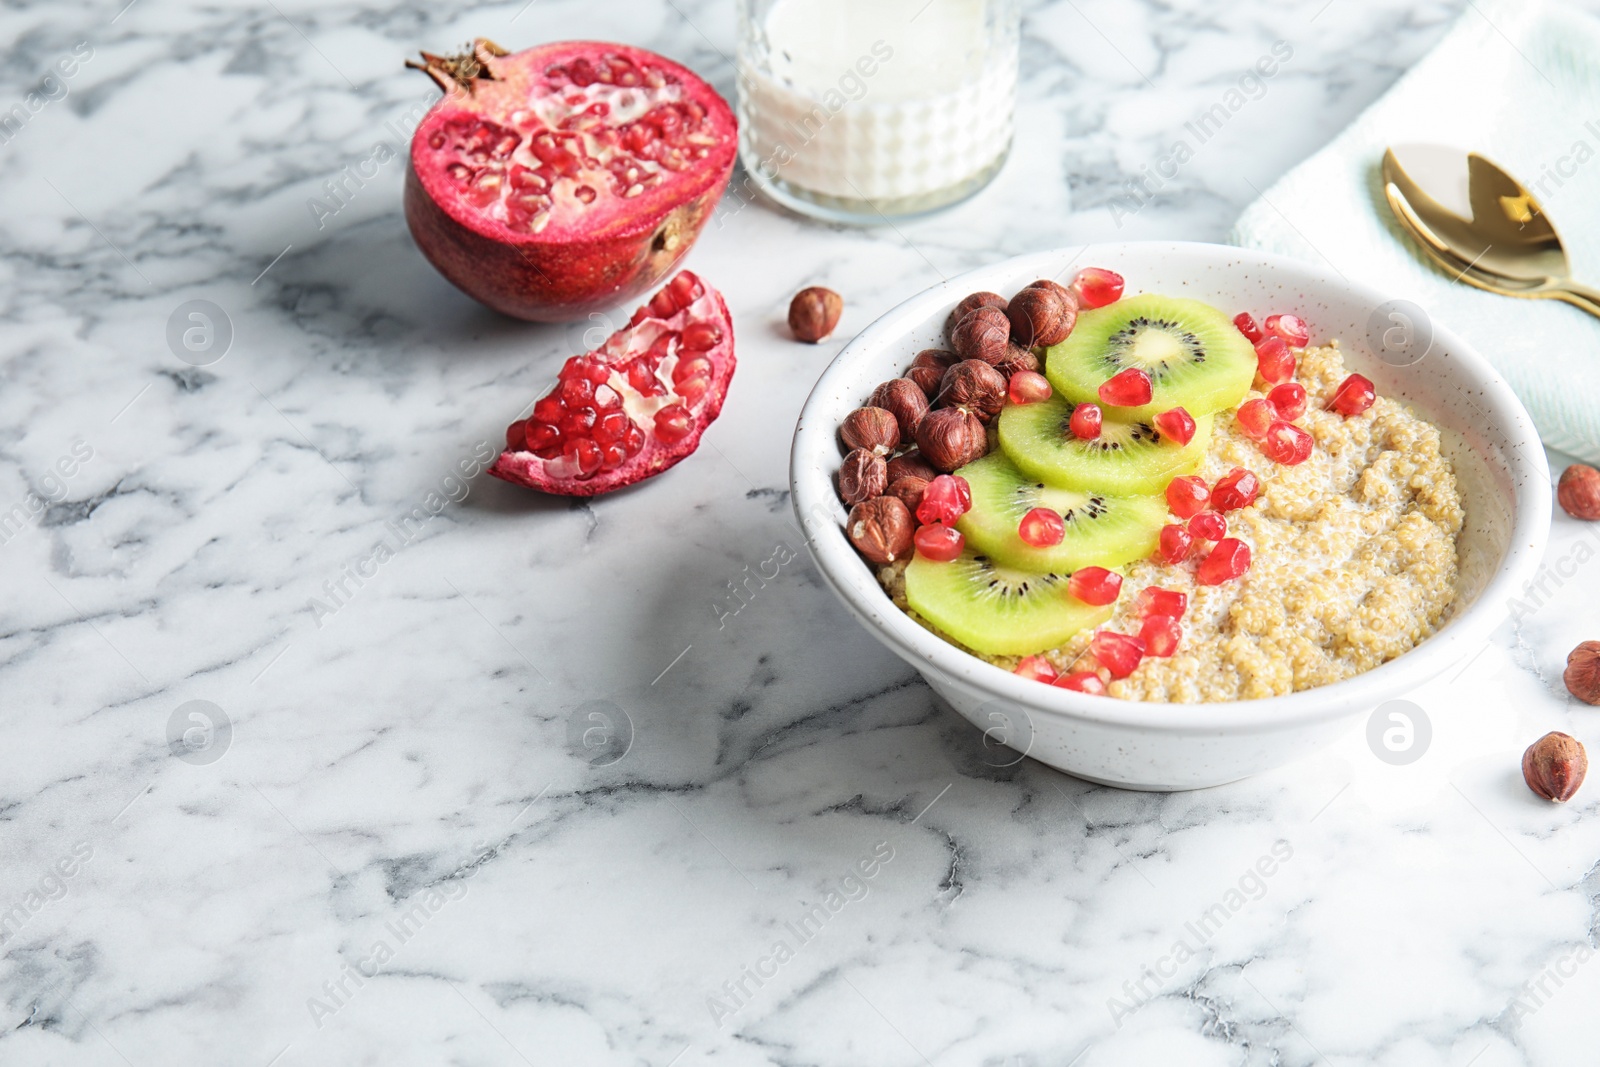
[1555,284,1600,321]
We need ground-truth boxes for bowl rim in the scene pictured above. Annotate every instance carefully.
[789,240,1551,734]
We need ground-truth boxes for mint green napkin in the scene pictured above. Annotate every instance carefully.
[1230,0,1600,463]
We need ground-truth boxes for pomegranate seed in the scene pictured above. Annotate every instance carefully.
[563,438,603,478]
[680,321,721,351]
[525,421,561,452]
[560,355,609,383]
[600,443,627,470]
[623,423,646,456]
[1158,523,1194,564]
[649,288,678,318]
[1099,368,1152,407]
[673,356,713,383]
[1189,511,1226,541]
[1328,373,1376,417]
[1137,586,1187,618]
[669,271,703,307]
[593,383,622,410]
[505,420,528,451]
[1140,615,1182,658]
[1197,537,1252,585]
[1152,406,1196,446]
[1007,370,1052,405]
[1165,475,1209,519]
[1266,382,1307,420]
[1053,671,1107,695]
[1211,468,1260,512]
[914,522,964,562]
[1254,336,1295,384]
[560,377,595,406]
[917,474,972,526]
[593,410,630,444]
[1261,420,1314,465]
[1014,656,1059,684]
[532,394,565,424]
[1018,507,1065,547]
[1069,402,1103,440]
[560,405,597,436]
[1233,312,1263,343]
[1265,313,1309,347]
[677,376,710,405]
[1072,267,1124,309]
[1235,398,1274,440]
[1069,566,1123,606]
[654,404,693,441]
[1090,630,1145,678]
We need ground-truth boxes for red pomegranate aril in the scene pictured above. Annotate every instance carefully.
[1070,402,1103,440]
[1014,656,1059,684]
[1233,312,1263,343]
[505,420,529,450]
[1329,373,1376,417]
[1090,630,1145,679]
[669,272,704,308]
[1211,468,1260,512]
[593,383,622,410]
[1165,475,1209,519]
[917,474,972,526]
[673,355,713,383]
[1072,268,1125,309]
[533,394,565,424]
[1070,566,1123,606]
[560,406,598,436]
[1254,336,1295,384]
[1008,370,1052,405]
[1158,523,1194,564]
[655,404,693,441]
[649,288,678,318]
[1137,586,1187,618]
[1140,615,1182,658]
[525,420,560,451]
[914,522,964,562]
[563,437,603,478]
[563,355,611,383]
[1189,511,1226,541]
[600,443,627,470]
[1261,419,1314,465]
[1153,406,1196,446]
[560,376,595,405]
[1267,381,1307,420]
[1197,537,1252,585]
[1099,368,1153,407]
[681,320,721,351]
[623,423,646,456]
[1235,398,1274,440]
[1265,313,1310,347]
[677,376,710,405]
[1019,507,1065,547]
[1053,671,1107,695]
[593,410,630,444]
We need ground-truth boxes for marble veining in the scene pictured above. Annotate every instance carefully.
[2,0,1600,1063]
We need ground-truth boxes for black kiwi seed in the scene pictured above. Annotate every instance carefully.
[1104,316,1206,376]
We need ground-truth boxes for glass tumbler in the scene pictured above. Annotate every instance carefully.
[735,0,1021,224]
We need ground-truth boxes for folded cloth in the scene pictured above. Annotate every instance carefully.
[1230,0,1600,463]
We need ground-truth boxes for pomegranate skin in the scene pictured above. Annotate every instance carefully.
[405,41,736,323]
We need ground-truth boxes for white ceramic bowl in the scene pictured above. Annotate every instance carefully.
[790,242,1550,790]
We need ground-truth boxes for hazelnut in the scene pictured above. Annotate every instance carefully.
[846,496,914,564]
[1564,640,1600,705]
[907,348,958,398]
[886,474,929,514]
[887,450,938,482]
[870,378,931,439]
[995,343,1041,378]
[840,406,900,455]
[789,286,843,343]
[949,306,1012,365]
[838,448,888,505]
[1006,285,1075,347]
[916,406,988,472]
[945,292,1008,337]
[1021,278,1077,308]
[1522,730,1588,802]
[1557,464,1600,520]
[937,359,1008,422]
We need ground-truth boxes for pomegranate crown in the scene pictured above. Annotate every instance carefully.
[405,38,509,94]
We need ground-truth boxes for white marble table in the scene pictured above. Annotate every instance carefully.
[3,0,1599,1063]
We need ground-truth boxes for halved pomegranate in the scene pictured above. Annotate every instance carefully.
[490,270,734,495]
[405,40,736,322]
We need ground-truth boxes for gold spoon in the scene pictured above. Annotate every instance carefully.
[1381,143,1600,319]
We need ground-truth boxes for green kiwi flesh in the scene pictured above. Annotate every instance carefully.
[904,548,1114,656]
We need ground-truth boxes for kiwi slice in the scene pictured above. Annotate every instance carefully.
[905,549,1113,656]
[997,396,1212,494]
[955,453,1165,573]
[1045,294,1256,420]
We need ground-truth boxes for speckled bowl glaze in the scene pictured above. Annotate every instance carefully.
[790,242,1551,790]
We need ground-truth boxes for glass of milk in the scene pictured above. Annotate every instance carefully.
[735,0,1020,224]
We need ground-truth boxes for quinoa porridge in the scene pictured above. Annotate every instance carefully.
[878,341,1464,702]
